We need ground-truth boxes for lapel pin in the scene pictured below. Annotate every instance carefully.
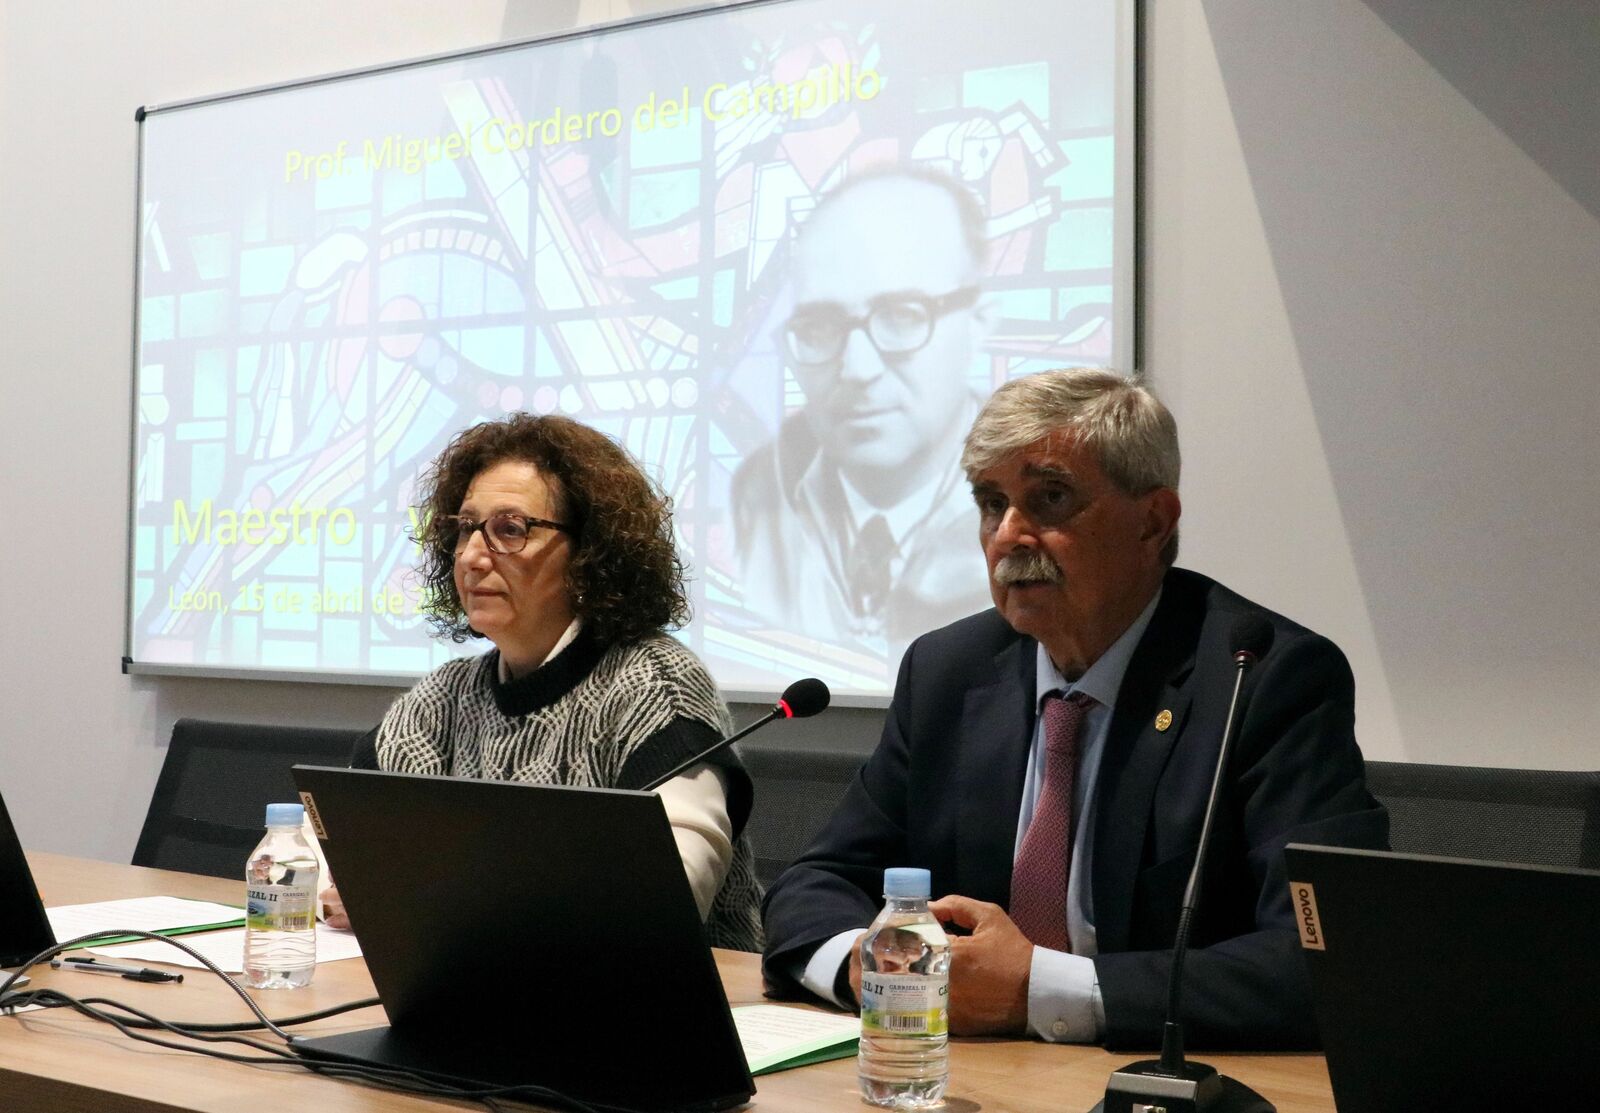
[1155,709,1173,732]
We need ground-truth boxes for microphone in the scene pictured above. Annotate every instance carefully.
[773,677,830,720]
[1094,616,1277,1113]
[638,678,831,791]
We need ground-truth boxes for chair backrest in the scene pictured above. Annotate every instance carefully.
[132,718,371,879]
[1364,760,1600,870]
[739,742,865,890]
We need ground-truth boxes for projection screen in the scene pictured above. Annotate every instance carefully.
[126,0,1134,700]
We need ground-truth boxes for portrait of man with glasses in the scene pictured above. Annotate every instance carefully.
[732,164,996,658]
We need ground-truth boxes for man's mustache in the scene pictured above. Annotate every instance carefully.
[993,549,1063,585]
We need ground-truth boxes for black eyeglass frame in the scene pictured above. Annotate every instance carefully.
[781,284,982,367]
[443,511,573,555]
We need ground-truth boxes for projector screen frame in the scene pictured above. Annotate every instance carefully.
[122,0,1140,704]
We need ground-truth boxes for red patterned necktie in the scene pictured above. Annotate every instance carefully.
[1009,691,1093,952]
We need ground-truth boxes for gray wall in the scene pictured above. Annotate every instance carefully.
[1,1,1595,863]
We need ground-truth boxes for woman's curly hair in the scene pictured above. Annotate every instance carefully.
[413,413,690,647]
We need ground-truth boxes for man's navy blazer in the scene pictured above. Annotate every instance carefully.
[760,567,1388,1049]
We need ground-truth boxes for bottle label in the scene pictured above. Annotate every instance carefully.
[246,883,316,933]
[860,972,949,1036]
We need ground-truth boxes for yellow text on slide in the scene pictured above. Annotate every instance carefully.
[171,499,357,547]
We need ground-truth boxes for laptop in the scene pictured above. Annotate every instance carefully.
[1285,843,1600,1111]
[0,789,56,968]
[290,765,755,1113]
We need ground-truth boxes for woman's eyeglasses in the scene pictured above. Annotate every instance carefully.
[444,512,571,555]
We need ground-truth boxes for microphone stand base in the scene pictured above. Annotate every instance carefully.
[1088,1058,1275,1113]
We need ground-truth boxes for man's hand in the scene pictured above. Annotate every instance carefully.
[928,894,1033,1036]
[846,930,868,1007]
[320,884,350,930]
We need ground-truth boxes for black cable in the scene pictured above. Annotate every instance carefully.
[0,985,380,1030]
[19,981,607,1111]
[76,991,381,1030]
[2,929,609,1113]
[1,928,294,1038]
[9,987,304,1061]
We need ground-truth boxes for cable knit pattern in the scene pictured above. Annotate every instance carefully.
[375,635,764,952]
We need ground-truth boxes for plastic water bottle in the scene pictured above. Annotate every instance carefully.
[243,803,318,989]
[857,867,950,1108]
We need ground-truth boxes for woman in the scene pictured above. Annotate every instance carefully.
[325,414,762,951]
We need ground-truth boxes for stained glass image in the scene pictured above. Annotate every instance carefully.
[131,0,1125,696]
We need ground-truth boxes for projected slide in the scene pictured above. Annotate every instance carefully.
[130,0,1127,696]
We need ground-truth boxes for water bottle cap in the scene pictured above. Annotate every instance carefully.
[883,867,931,898]
[264,802,305,827]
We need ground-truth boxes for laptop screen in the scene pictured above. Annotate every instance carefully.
[0,791,56,968]
[291,765,754,1113]
[1286,843,1600,1111]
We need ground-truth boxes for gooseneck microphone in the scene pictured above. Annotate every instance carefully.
[772,677,831,720]
[639,677,831,791]
[1095,616,1277,1113]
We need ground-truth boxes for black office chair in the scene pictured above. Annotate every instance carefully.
[132,718,372,879]
[739,742,865,889]
[1364,760,1600,870]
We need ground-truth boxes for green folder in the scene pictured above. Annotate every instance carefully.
[55,899,246,950]
[58,916,246,950]
[749,1039,859,1075]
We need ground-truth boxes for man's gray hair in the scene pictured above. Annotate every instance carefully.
[962,367,1181,563]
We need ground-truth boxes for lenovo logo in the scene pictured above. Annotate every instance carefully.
[1290,881,1326,950]
[299,791,327,840]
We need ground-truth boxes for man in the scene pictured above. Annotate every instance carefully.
[761,368,1387,1049]
[732,166,994,653]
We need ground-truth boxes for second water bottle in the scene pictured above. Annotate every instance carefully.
[857,867,950,1109]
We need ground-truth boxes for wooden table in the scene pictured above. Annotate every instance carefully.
[3,853,1336,1112]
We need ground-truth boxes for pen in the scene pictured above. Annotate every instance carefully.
[50,957,183,983]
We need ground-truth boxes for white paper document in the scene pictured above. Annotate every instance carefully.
[89,923,362,973]
[45,896,245,945]
[732,1004,860,1074]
